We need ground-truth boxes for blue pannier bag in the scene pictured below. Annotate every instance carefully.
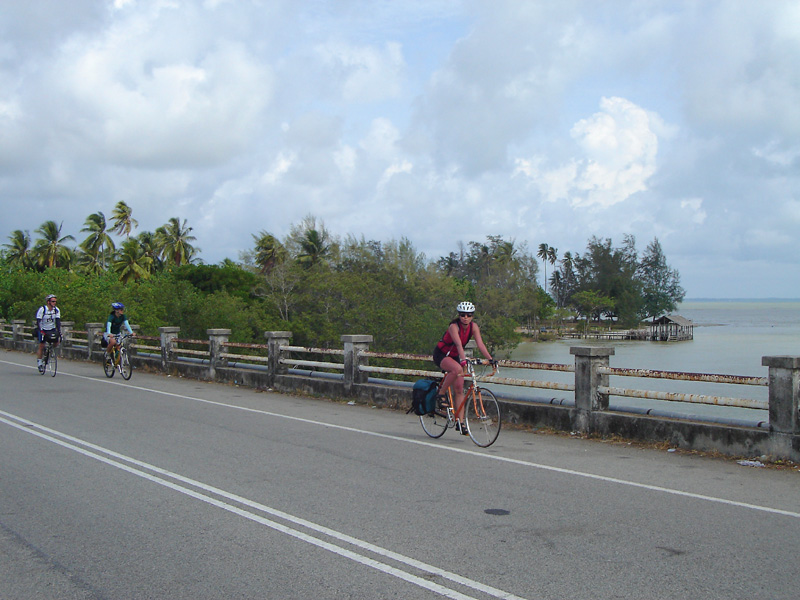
[408,379,439,415]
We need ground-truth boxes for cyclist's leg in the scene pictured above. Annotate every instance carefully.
[439,356,463,399]
[102,333,116,377]
[107,334,119,361]
[439,356,468,432]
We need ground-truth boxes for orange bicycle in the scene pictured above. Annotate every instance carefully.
[420,358,501,447]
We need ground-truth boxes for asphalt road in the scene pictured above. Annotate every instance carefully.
[1,348,799,600]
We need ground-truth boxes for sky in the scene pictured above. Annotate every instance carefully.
[1,0,799,299]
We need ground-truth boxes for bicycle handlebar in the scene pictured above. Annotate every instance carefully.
[466,358,499,378]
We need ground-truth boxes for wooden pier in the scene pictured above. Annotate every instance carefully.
[561,315,694,342]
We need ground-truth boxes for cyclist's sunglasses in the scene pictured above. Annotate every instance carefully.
[48,299,57,303]
[459,312,474,318]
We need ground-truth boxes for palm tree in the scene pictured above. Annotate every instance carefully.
[537,243,551,292]
[137,231,163,272]
[32,221,75,269]
[76,249,107,276]
[547,246,558,295]
[561,250,574,272]
[252,231,287,274]
[3,230,33,268]
[80,212,115,269]
[297,228,330,268]
[156,217,198,266]
[110,201,139,238]
[114,238,154,283]
[495,239,518,267]
[549,270,565,307]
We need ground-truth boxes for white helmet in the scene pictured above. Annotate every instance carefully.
[456,301,475,313]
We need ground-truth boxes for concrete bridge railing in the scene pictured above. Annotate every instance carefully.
[1,320,798,461]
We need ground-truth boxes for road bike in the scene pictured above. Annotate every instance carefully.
[420,358,501,447]
[104,332,133,380]
[39,336,58,377]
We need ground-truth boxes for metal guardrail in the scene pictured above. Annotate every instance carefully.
[595,366,769,410]
[358,351,763,410]
[0,322,769,413]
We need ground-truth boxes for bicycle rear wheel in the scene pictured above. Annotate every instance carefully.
[466,387,501,447]
[420,409,449,438]
[48,346,57,377]
[104,352,115,378]
[119,349,132,380]
[420,393,449,438]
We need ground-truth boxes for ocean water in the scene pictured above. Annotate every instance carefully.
[497,300,800,424]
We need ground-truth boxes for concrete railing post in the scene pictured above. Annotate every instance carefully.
[86,323,105,360]
[128,325,140,359]
[464,339,476,358]
[570,346,615,433]
[159,327,181,371]
[762,356,800,435]
[265,331,292,388]
[342,335,373,395]
[207,329,231,379]
[60,321,74,348]
[12,319,26,345]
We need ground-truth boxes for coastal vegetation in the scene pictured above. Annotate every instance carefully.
[1,204,684,354]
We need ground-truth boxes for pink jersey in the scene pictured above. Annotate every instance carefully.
[436,322,472,357]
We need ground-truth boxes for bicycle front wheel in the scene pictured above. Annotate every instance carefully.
[119,349,132,380]
[39,347,48,376]
[48,347,57,377]
[104,353,115,378]
[466,387,501,447]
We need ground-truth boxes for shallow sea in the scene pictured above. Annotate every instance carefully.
[498,300,800,424]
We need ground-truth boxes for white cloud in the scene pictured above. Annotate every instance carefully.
[51,29,274,166]
[2,1,800,298]
[680,198,707,225]
[316,40,405,103]
[569,97,660,208]
[752,141,800,167]
[359,118,401,160]
[261,152,295,185]
[514,97,662,209]
[377,160,413,189]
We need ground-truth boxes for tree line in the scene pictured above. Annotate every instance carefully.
[1,207,684,354]
[3,202,199,282]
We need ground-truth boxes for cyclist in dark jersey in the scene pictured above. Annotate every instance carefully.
[104,302,134,356]
[432,301,493,434]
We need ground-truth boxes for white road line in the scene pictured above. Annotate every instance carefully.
[0,410,531,600]
[3,356,800,520]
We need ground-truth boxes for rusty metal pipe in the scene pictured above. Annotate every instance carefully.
[598,386,768,410]
[597,366,767,386]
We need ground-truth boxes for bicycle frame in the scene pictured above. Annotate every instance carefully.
[40,339,58,377]
[445,360,494,413]
[104,332,133,380]
[420,359,501,447]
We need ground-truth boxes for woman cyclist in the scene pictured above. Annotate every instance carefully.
[433,301,494,435]
[104,302,134,357]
